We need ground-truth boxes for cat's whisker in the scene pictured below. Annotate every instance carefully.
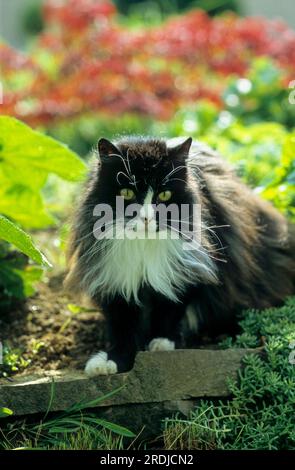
[163,177,187,185]
[126,148,132,176]
[151,157,163,169]
[187,151,202,161]
[74,231,97,243]
[202,225,225,252]
[168,219,228,243]
[207,224,231,230]
[109,152,131,178]
[164,225,226,263]
[74,219,123,243]
[161,163,187,185]
[168,224,226,260]
[116,171,133,186]
[131,174,139,190]
[81,228,122,261]
[111,150,138,189]
[77,218,126,247]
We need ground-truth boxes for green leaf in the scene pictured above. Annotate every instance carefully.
[0,116,87,182]
[0,407,13,418]
[86,417,135,437]
[0,184,55,229]
[0,215,51,266]
[0,262,43,299]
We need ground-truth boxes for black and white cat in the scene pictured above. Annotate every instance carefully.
[65,136,295,375]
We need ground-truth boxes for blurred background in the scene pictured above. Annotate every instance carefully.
[1,0,295,49]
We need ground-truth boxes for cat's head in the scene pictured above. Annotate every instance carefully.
[93,136,195,239]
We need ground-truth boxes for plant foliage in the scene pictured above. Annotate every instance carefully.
[0,116,86,307]
[0,387,134,450]
[1,1,294,126]
[163,297,295,450]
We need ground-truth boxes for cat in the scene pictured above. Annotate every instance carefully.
[65,136,295,376]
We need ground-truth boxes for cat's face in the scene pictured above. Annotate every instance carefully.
[93,137,194,239]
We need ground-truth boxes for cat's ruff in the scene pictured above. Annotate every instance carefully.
[82,235,217,305]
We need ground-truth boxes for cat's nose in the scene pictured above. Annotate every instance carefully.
[140,203,155,226]
[140,215,153,226]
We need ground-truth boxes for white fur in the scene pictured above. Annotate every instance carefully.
[140,188,154,220]
[84,352,118,377]
[82,233,217,305]
[135,188,157,233]
[148,337,175,351]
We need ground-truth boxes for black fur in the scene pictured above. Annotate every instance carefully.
[66,137,295,372]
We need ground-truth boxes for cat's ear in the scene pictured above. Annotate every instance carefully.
[97,138,121,162]
[168,137,192,162]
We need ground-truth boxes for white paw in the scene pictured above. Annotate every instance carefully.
[148,337,175,352]
[84,351,118,377]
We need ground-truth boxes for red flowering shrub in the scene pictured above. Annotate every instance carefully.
[1,0,295,127]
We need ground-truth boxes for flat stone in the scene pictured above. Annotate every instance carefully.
[0,349,256,418]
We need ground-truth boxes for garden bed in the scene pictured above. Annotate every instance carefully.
[0,274,105,376]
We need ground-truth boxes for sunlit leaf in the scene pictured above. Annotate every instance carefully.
[0,215,51,267]
[0,116,87,182]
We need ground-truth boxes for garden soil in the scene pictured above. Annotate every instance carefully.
[0,274,106,376]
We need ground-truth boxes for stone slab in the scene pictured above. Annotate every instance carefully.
[0,349,255,417]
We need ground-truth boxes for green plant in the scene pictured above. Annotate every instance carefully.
[0,408,13,419]
[49,113,155,157]
[223,58,295,128]
[0,388,135,450]
[0,116,86,308]
[162,104,295,220]
[0,339,45,377]
[163,297,295,450]
[2,5,294,127]
[203,124,295,220]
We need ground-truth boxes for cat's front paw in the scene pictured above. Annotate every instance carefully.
[84,351,118,377]
[148,337,175,352]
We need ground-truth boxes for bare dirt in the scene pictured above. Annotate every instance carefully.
[0,273,106,375]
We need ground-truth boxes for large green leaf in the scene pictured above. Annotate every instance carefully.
[0,215,51,267]
[0,184,55,229]
[0,116,87,182]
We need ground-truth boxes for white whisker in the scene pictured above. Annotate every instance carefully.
[163,177,187,185]
[109,152,130,177]
[166,225,226,263]
[161,163,187,186]
[116,171,133,186]
[126,148,132,175]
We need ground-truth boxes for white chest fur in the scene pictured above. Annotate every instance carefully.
[82,236,217,304]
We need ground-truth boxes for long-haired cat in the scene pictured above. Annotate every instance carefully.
[65,136,295,376]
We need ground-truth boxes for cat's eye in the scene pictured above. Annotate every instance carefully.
[120,188,135,201]
[158,190,172,202]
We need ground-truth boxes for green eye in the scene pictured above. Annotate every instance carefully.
[158,190,172,202]
[120,188,135,200]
